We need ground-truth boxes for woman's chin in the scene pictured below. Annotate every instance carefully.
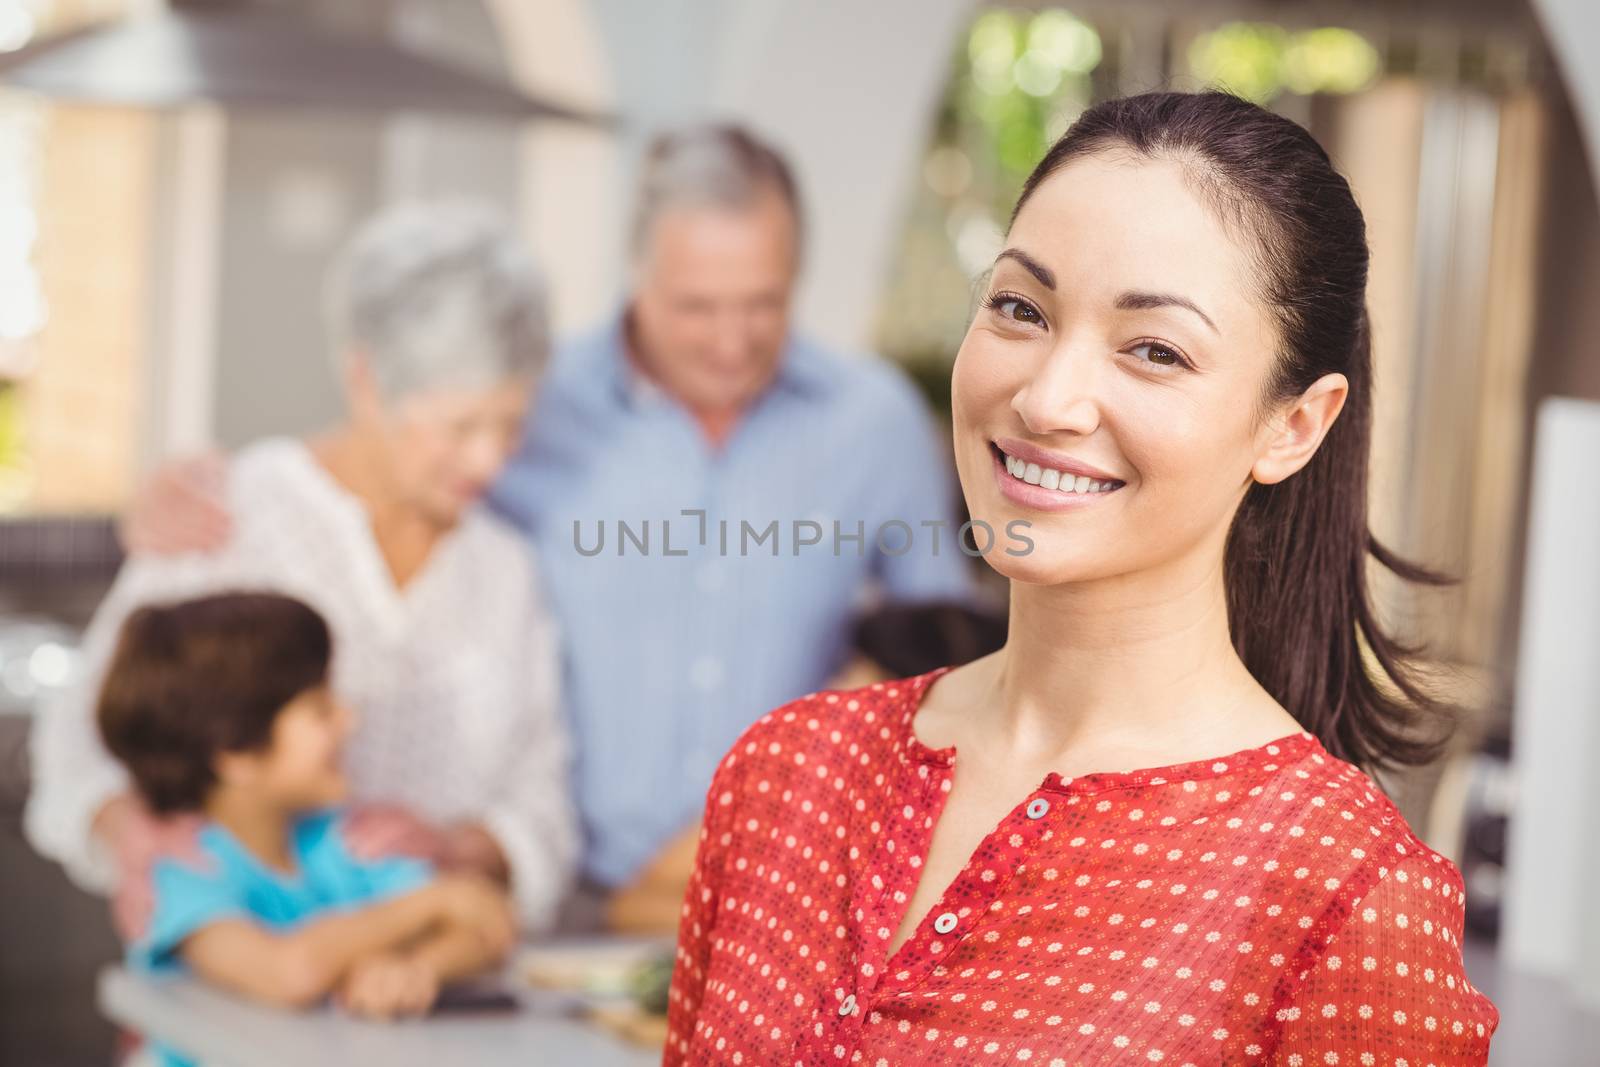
[416,492,473,529]
[977,536,1104,586]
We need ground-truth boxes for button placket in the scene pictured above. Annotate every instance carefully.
[880,786,1061,991]
[847,754,957,1001]
[792,988,862,1066]
[846,770,934,1003]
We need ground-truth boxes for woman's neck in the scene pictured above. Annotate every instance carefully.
[977,551,1298,774]
[206,790,296,874]
[306,428,442,590]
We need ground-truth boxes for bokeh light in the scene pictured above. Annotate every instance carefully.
[968,11,1020,96]
[969,8,1101,100]
[0,1,36,53]
[923,145,973,199]
[1282,27,1382,95]
[1188,23,1290,103]
[0,101,45,347]
[1026,10,1101,77]
[1188,22,1381,103]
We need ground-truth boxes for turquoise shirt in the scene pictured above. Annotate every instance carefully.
[128,809,434,1065]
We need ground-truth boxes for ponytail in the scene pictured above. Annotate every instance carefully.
[1225,307,1454,769]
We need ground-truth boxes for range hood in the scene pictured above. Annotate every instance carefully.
[0,0,608,122]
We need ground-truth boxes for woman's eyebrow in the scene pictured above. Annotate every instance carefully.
[1115,290,1220,335]
[995,248,1055,289]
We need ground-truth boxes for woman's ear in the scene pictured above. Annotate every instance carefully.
[341,348,384,423]
[1250,372,1348,486]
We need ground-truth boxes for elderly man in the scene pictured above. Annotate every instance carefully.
[122,124,972,914]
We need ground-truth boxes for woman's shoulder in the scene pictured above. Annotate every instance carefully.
[708,669,943,791]
[746,670,939,744]
[224,437,329,515]
[1263,738,1467,905]
[228,435,307,480]
[1266,749,1492,1038]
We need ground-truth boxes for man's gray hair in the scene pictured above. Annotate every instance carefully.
[325,199,550,398]
[630,123,803,258]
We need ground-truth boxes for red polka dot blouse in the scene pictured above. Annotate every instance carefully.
[663,666,1498,1066]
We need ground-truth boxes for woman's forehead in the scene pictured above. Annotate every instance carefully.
[1007,154,1253,312]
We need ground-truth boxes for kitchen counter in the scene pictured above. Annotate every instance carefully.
[99,964,664,1067]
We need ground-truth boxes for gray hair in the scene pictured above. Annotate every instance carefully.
[325,199,550,398]
[630,123,803,259]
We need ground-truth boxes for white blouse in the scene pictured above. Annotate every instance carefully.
[25,437,578,930]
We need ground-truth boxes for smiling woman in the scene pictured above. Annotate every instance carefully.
[664,90,1496,1066]
[961,95,1442,772]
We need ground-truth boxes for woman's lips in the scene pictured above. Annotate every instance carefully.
[992,436,1123,484]
[990,442,1124,512]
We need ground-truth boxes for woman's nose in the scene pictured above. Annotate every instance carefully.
[1011,343,1103,437]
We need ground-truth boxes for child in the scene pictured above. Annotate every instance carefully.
[95,591,515,1044]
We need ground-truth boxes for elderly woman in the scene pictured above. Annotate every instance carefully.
[26,201,576,934]
[664,91,1498,1065]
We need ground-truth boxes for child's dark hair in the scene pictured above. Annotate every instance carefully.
[1013,90,1455,770]
[97,592,333,814]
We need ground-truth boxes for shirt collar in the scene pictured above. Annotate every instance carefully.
[603,307,833,413]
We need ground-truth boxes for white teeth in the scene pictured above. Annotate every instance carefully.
[1000,448,1121,495]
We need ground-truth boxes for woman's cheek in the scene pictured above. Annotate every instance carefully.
[1121,422,1248,551]
[1113,382,1208,470]
[956,335,1020,392]
[952,343,1018,443]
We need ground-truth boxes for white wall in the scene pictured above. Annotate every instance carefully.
[1530,0,1600,189]
[483,0,620,336]
[1502,399,1600,1008]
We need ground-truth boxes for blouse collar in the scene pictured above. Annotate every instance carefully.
[893,663,1325,795]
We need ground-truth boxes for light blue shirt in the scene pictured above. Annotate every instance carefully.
[129,809,434,1067]
[131,810,433,975]
[488,317,973,887]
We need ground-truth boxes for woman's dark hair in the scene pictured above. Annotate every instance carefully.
[97,592,333,814]
[1011,90,1453,770]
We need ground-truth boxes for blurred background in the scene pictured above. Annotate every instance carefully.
[0,0,1596,1064]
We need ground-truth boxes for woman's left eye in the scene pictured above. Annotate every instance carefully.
[983,291,1044,327]
[1127,340,1187,369]
[998,299,1040,323]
